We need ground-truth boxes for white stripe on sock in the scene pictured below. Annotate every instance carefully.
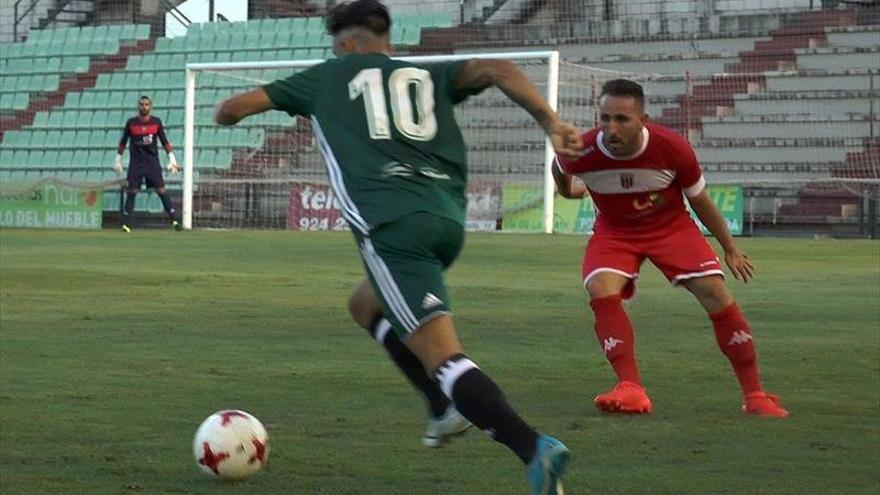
[436,358,479,399]
[374,318,392,343]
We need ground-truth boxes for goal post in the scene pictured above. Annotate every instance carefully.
[182,50,562,232]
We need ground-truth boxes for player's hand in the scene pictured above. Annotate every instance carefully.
[166,151,180,174]
[113,154,123,174]
[546,120,583,160]
[724,249,755,284]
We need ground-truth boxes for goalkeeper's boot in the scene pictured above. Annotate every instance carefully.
[422,404,471,448]
[171,220,182,231]
[743,391,788,418]
[594,381,652,414]
[121,224,132,233]
[526,434,569,495]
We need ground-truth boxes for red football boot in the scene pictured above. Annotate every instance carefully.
[593,381,652,414]
[742,392,789,418]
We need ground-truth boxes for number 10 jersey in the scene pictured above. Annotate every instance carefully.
[263,53,485,233]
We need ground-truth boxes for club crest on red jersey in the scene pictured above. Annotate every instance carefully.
[620,173,634,189]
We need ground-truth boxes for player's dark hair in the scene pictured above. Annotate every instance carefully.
[600,79,644,107]
[139,95,151,102]
[325,0,391,36]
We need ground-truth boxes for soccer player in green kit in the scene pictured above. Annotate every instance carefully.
[215,2,583,493]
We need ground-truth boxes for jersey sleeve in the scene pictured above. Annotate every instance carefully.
[117,119,131,153]
[155,117,172,152]
[262,63,326,117]
[669,133,705,197]
[432,60,488,104]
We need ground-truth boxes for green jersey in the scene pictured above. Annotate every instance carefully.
[263,53,484,233]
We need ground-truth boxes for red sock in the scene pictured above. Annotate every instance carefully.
[710,303,762,395]
[590,295,640,385]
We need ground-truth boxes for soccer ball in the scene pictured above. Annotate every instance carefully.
[193,410,269,480]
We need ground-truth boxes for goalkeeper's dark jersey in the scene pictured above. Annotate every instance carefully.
[118,115,171,168]
[263,53,484,233]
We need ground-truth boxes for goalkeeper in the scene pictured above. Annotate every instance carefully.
[113,95,182,232]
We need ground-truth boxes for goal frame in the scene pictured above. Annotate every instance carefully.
[182,50,561,231]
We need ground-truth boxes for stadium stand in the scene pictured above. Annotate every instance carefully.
[0,0,877,234]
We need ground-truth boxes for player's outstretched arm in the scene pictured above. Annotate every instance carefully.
[688,190,755,283]
[454,59,582,159]
[215,88,277,126]
[552,160,587,199]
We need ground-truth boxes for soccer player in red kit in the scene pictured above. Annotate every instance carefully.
[553,79,787,417]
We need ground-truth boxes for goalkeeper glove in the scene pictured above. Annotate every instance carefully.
[166,152,180,174]
[113,154,123,174]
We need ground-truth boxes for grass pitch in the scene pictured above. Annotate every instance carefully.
[1,229,878,494]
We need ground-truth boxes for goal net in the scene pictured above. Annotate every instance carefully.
[182,51,578,232]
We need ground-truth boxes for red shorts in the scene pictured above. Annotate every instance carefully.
[582,217,724,299]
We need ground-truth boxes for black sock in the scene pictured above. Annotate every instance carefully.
[435,354,538,464]
[369,318,450,418]
[123,191,137,223]
[158,193,177,221]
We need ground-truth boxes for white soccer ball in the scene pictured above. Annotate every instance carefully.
[193,410,269,480]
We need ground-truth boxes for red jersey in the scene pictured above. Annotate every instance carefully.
[558,122,705,234]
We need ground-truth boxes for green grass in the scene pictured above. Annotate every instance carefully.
[1,229,878,494]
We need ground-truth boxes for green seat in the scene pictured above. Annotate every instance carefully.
[57,150,74,167]
[8,150,27,168]
[12,75,31,93]
[33,43,50,58]
[91,112,110,128]
[32,111,50,127]
[45,130,62,148]
[87,130,103,148]
[141,53,158,70]
[61,111,78,128]
[111,72,127,89]
[140,72,156,89]
[41,74,59,92]
[58,130,75,148]
[226,32,246,51]
[29,130,47,149]
[94,73,112,89]
[72,149,90,167]
[79,26,95,42]
[197,128,216,146]
[76,111,94,129]
[0,150,13,167]
[74,129,92,147]
[169,53,185,68]
[247,128,265,147]
[11,93,28,110]
[402,27,421,46]
[108,91,124,108]
[196,35,216,52]
[92,25,108,40]
[42,150,59,168]
[100,39,120,56]
[27,150,45,168]
[135,24,151,40]
[125,54,143,70]
[120,24,136,40]
[155,37,173,52]
[106,25,123,39]
[215,150,232,169]
[80,91,97,109]
[195,149,215,169]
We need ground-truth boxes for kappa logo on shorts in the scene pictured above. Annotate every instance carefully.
[422,293,444,309]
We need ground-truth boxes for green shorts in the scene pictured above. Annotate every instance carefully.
[353,212,464,340]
